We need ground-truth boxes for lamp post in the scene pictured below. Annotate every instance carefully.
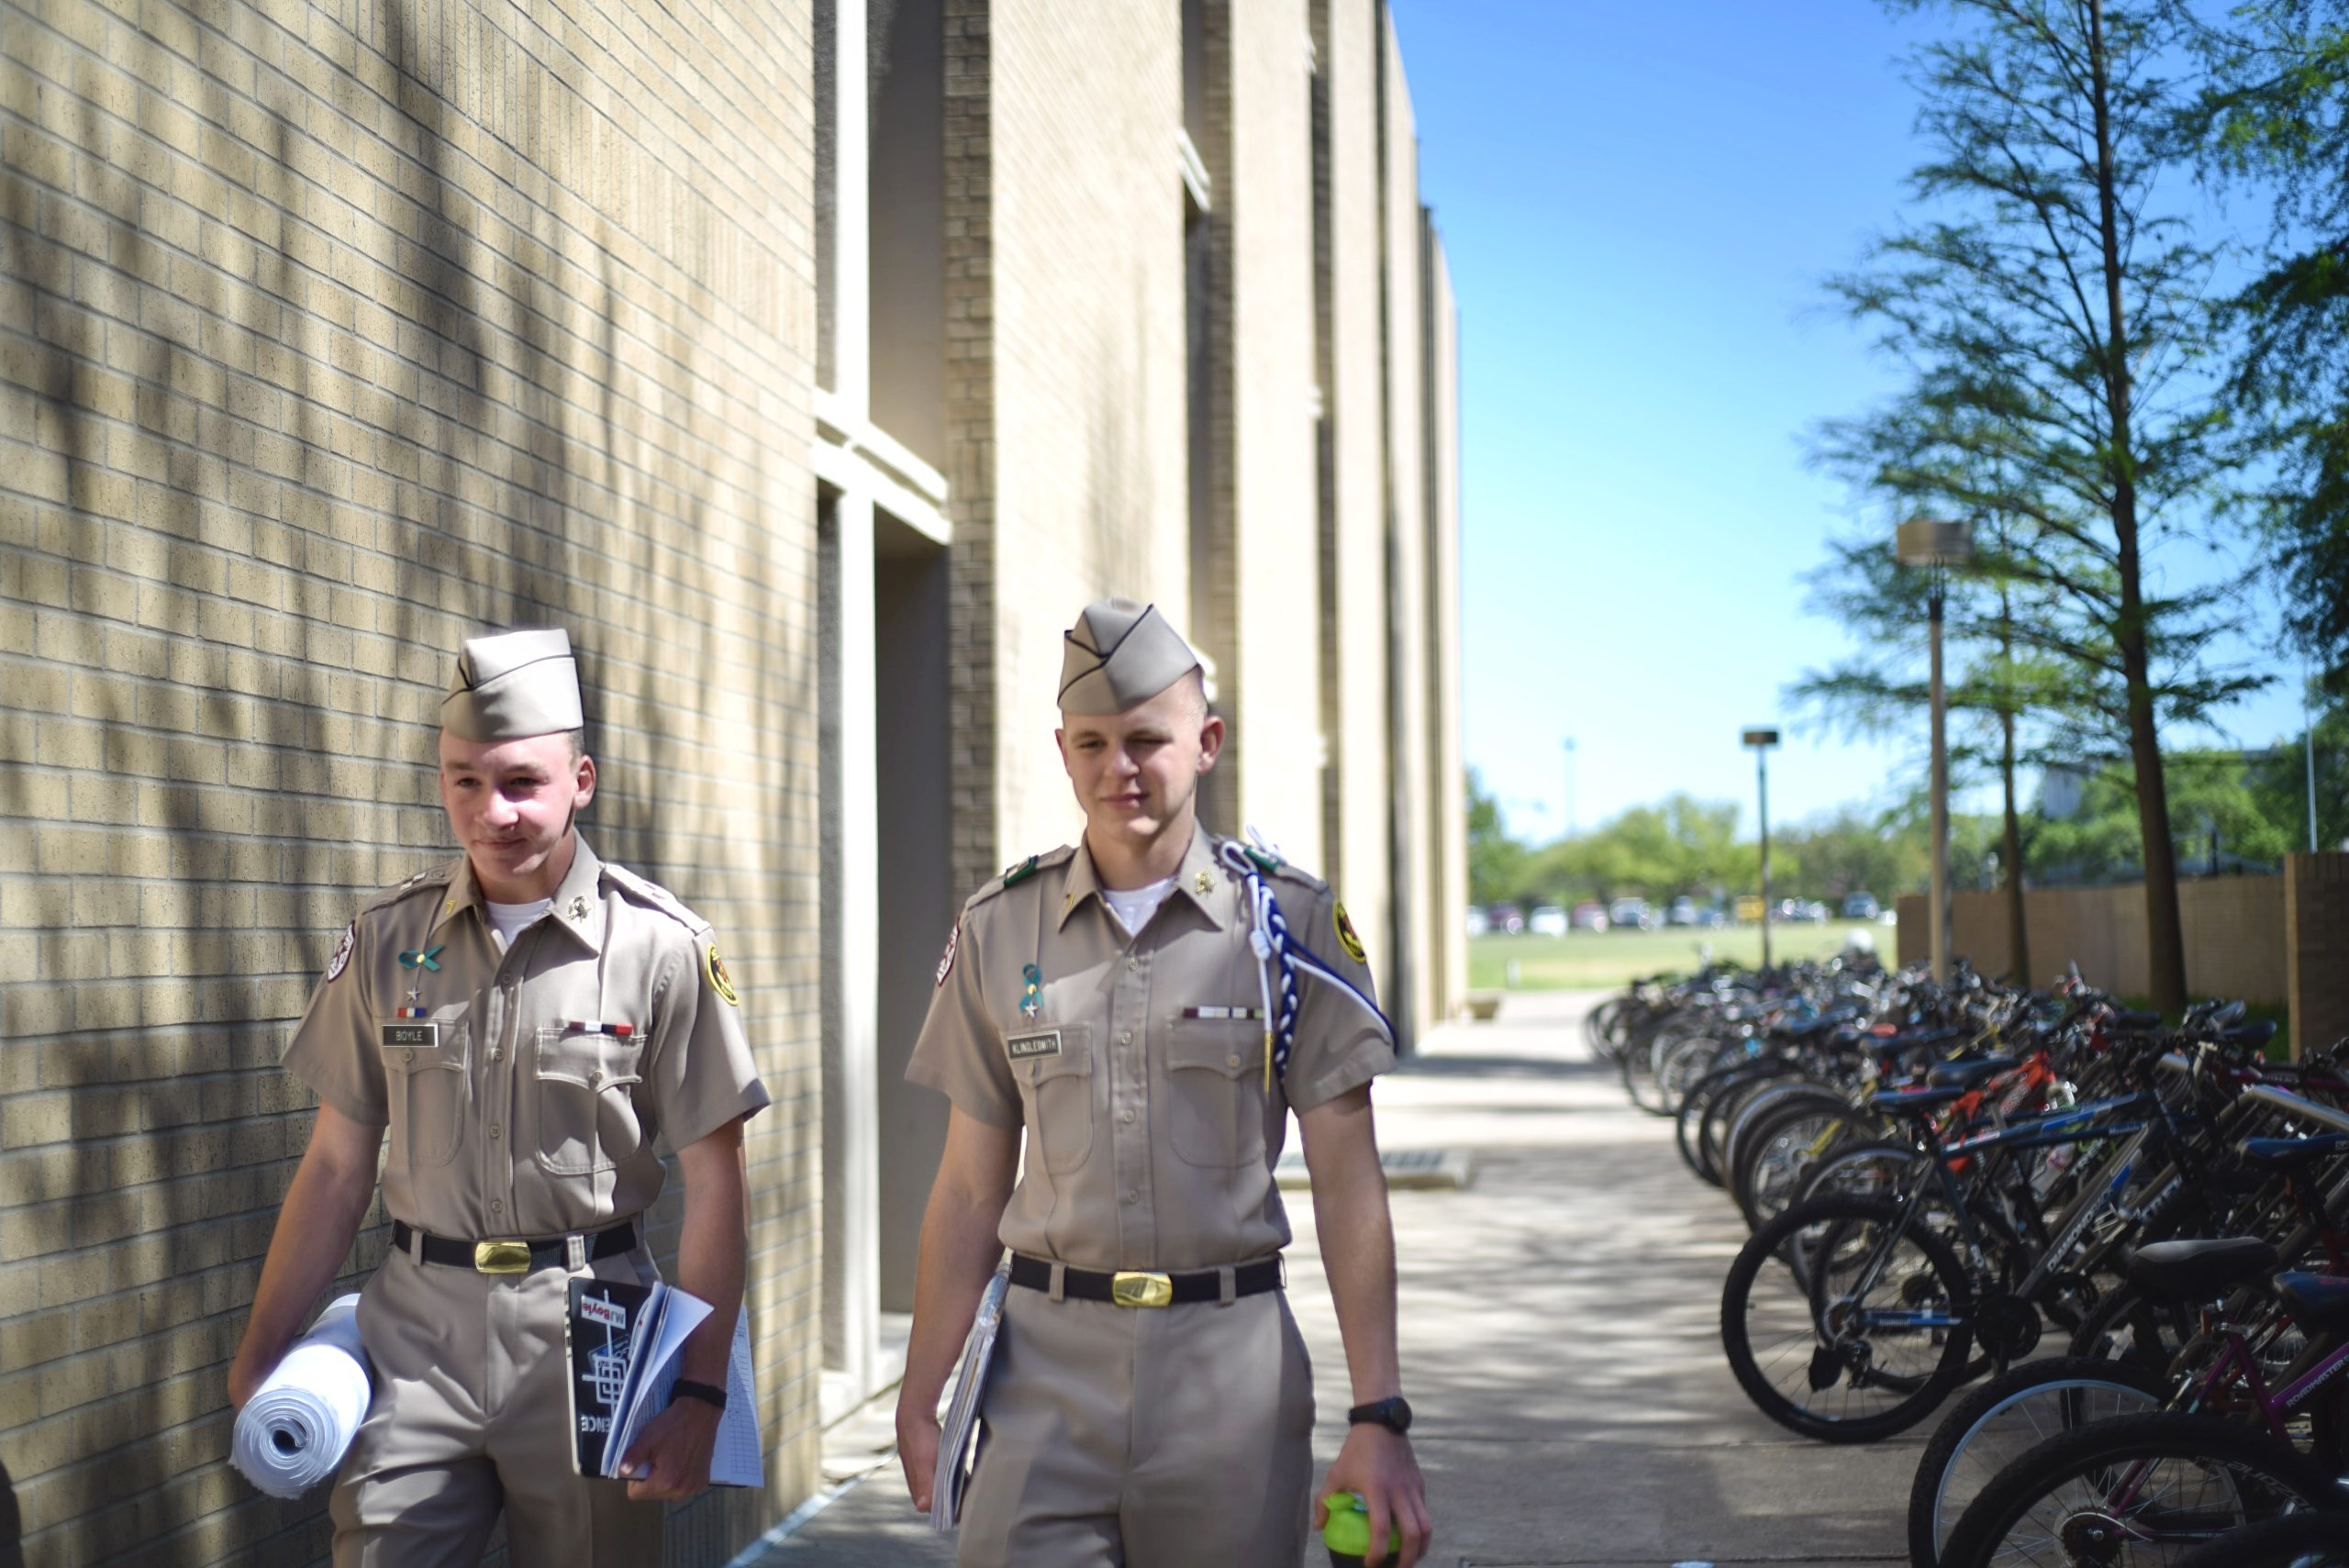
[1563,736,1577,839]
[1742,727,1779,971]
[1896,517,1976,984]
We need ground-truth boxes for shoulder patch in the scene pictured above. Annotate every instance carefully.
[359,860,457,917]
[1332,901,1368,965]
[603,862,713,935]
[324,922,357,984]
[964,845,1075,912]
[935,921,960,987]
[703,940,740,1006]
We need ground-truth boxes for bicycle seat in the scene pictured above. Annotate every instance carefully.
[1926,1055,2017,1092]
[2125,1237,2281,1303]
[1867,1084,1969,1117]
[2277,1272,2349,1335]
[1878,1026,1965,1052]
[2221,1020,2278,1051]
[2239,1134,2349,1172]
[2110,1008,2162,1029]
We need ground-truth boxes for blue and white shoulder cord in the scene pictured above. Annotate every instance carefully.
[1216,828,1395,1092]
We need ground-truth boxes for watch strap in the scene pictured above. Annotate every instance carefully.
[673,1378,728,1411]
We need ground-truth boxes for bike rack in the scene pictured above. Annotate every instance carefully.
[2243,1083,2349,1138]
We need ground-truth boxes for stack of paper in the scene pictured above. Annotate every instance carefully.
[231,1295,373,1499]
[930,1265,1010,1530]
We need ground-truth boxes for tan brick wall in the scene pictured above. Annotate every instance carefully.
[1218,0,1324,872]
[0,1,822,1562]
[977,0,1189,865]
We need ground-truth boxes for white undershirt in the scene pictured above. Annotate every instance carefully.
[1101,875,1177,937]
[485,897,554,951]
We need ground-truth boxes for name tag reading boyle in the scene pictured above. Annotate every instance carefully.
[1006,1029,1062,1061]
[383,1022,440,1049]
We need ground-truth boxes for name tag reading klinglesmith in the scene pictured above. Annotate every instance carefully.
[382,1022,440,1049]
[1006,1029,1062,1062]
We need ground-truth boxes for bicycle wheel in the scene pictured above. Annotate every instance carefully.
[1798,1139,1932,1206]
[1938,1410,2344,1568]
[1720,1193,1976,1443]
[1908,1354,2168,1567]
[1731,1092,1865,1231]
[2175,1511,2349,1567]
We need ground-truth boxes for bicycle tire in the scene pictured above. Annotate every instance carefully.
[1907,1353,2168,1567]
[1937,1409,2344,1568]
[2174,1511,2349,1567]
[1731,1090,1865,1231]
[1720,1193,1976,1443]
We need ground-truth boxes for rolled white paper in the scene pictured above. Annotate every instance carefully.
[231,1295,373,1499]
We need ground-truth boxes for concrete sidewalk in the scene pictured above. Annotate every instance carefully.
[746,991,1910,1567]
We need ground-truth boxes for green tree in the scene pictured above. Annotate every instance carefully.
[1821,0,2271,1008]
[2189,4,2349,690]
[1466,769,1527,906]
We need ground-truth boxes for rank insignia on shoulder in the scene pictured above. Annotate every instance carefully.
[325,923,357,984]
[935,922,960,987]
[1001,855,1041,887]
[1333,901,1368,965]
[705,943,740,1006]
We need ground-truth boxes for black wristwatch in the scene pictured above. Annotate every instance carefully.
[673,1379,728,1412]
[1347,1395,1412,1435]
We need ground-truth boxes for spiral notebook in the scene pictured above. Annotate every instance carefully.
[930,1263,1010,1529]
[564,1277,763,1486]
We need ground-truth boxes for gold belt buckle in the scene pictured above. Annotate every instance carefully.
[473,1240,533,1274]
[1109,1271,1174,1308]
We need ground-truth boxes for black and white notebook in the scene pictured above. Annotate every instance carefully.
[565,1277,763,1486]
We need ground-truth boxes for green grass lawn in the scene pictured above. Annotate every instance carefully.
[1470,921,1890,992]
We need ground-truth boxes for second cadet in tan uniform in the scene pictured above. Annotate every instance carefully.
[228,628,771,1567]
[896,599,1432,1568]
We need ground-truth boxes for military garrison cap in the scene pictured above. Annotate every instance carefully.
[440,627,584,740]
[1057,598,1202,715]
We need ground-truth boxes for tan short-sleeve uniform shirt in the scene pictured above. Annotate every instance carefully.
[283,835,770,1239]
[907,828,1394,1273]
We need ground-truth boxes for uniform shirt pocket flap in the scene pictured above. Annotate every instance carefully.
[1167,1017,1263,1080]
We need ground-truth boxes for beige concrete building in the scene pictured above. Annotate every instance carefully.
[0,0,1462,1562]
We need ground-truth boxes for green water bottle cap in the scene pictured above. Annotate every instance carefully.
[1322,1492,1401,1558]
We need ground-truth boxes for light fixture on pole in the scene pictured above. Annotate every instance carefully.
[1742,727,1779,972]
[1563,736,1577,840]
[1895,517,1976,984]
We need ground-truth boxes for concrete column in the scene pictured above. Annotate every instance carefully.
[820,488,883,1406]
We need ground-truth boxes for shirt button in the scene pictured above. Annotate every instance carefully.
[1119,1031,1132,1046]
[491,1048,503,1062]
[1126,957,1139,972]
[1123,1189,1139,1205]
[589,1070,603,1085]
[490,1200,503,1214]
[403,1049,415,1065]
[1227,1052,1241,1068]
[1120,1108,1136,1124]
[489,1125,501,1140]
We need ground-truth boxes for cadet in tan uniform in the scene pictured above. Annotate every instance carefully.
[896,599,1431,1568]
[228,628,771,1567]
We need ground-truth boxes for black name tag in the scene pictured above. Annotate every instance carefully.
[383,1023,439,1048]
[1006,1029,1062,1061]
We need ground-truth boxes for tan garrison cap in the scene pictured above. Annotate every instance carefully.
[1057,598,1201,715]
[440,628,584,740]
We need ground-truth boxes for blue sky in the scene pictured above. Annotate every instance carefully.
[1391,1,2306,842]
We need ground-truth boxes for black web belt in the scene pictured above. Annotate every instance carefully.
[391,1218,638,1274]
[1008,1253,1284,1307]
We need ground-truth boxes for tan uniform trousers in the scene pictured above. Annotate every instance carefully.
[328,1244,665,1567]
[959,1279,1318,1568]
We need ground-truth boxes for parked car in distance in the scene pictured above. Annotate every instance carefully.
[1694,904,1728,928]
[1664,895,1699,927]
[1489,902,1525,935]
[1841,891,1880,920]
[1732,895,1765,923]
[1528,905,1569,937]
[1609,897,1656,932]
[1569,901,1609,932]
[1776,897,1827,924]
[1465,905,1490,937]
